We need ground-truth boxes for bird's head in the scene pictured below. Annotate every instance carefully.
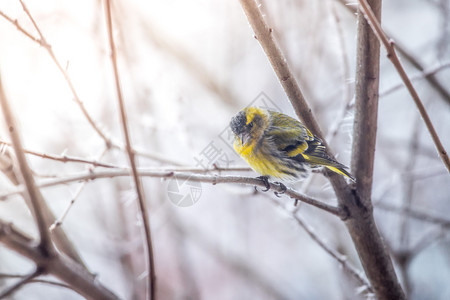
[230,107,270,146]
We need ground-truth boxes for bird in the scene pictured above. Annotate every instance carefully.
[229,106,355,187]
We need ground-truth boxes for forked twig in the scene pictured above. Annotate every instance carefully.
[0,73,54,254]
[337,0,450,106]
[0,268,43,299]
[357,0,450,172]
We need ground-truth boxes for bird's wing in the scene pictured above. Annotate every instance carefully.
[266,111,314,156]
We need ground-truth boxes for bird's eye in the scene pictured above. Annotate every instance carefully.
[248,122,254,128]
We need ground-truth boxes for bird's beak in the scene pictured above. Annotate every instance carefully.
[240,133,250,146]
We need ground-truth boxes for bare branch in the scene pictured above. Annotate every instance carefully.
[49,148,110,231]
[0,142,20,185]
[0,8,187,168]
[380,61,450,97]
[0,273,73,290]
[104,1,156,298]
[356,0,450,172]
[0,72,54,254]
[0,221,120,299]
[0,267,43,299]
[1,170,344,217]
[17,0,112,148]
[337,0,450,106]
[376,202,450,228]
[0,140,119,169]
[169,216,292,300]
[351,0,380,205]
[0,10,43,45]
[138,17,240,108]
[236,1,406,299]
[0,77,86,268]
[292,213,373,295]
[0,141,253,174]
[238,0,323,139]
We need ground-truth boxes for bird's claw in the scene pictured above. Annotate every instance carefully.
[273,182,287,197]
[256,176,270,192]
[255,177,286,197]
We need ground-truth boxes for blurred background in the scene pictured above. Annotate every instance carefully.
[0,0,449,299]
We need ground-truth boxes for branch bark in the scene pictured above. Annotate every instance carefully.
[356,0,450,172]
[0,72,54,255]
[2,170,344,217]
[237,0,406,299]
[0,75,87,268]
[346,1,406,298]
[0,221,119,300]
[104,1,156,299]
[337,0,450,106]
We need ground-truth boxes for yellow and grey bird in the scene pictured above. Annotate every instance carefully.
[230,106,355,182]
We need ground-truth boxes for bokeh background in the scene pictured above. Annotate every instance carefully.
[0,0,449,299]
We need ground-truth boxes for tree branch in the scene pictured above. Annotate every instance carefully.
[104,1,156,299]
[337,0,450,106]
[238,0,323,139]
[0,78,86,268]
[236,1,406,299]
[347,2,405,298]
[0,221,120,299]
[376,202,450,227]
[0,72,54,255]
[292,213,372,294]
[17,0,113,148]
[356,0,450,172]
[0,267,43,299]
[351,0,380,213]
[1,170,344,217]
[0,7,187,168]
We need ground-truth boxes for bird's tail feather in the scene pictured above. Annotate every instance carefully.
[301,154,355,181]
[325,165,355,181]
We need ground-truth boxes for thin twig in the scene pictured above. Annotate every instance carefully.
[293,213,372,294]
[0,267,44,299]
[337,0,450,106]
[169,216,290,300]
[138,17,240,108]
[0,10,42,44]
[265,192,372,292]
[17,0,112,148]
[49,148,110,231]
[0,140,119,169]
[0,142,20,184]
[0,141,252,173]
[1,170,344,217]
[104,1,155,299]
[380,61,450,97]
[0,8,186,168]
[400,115,421,250]
[376,202,450,227]
[0,72,54,254]
[326,2,354,143]
[0,221,120,299]
[357,0,450,172]
[0,273,70,289]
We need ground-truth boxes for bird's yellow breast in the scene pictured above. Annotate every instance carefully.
[233,139,286,178]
